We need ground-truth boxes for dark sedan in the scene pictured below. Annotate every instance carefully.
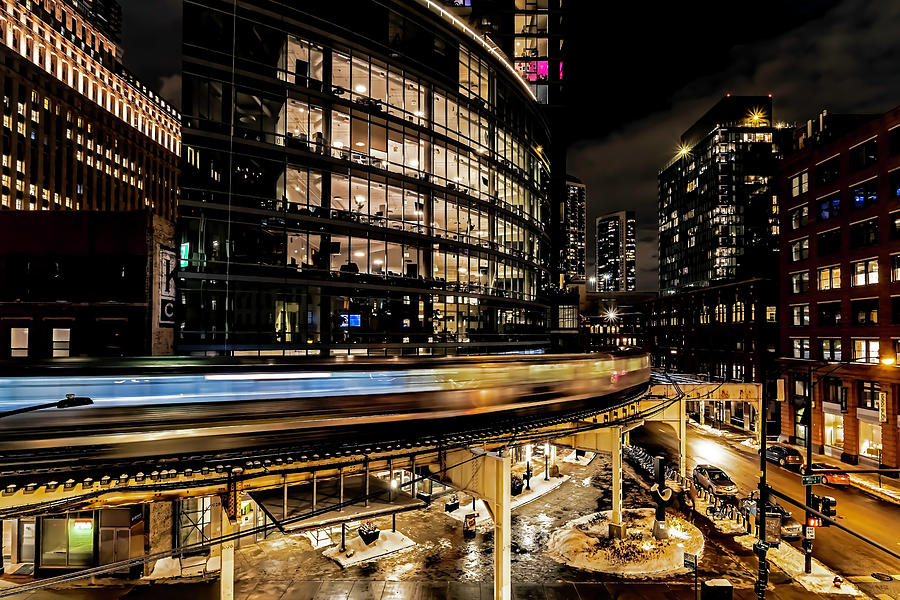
[763,445,803,470]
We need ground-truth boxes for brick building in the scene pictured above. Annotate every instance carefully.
[776,105,900,469]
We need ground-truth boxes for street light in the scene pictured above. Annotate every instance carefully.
[0,394,93,420]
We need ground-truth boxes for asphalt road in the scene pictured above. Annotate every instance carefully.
[633,421,900,578]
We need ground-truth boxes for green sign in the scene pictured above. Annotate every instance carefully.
[179,242,190,268]
[801,475,823,486]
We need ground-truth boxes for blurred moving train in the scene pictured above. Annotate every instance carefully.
[0,350,650,466]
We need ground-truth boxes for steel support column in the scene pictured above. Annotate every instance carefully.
[219,505,235,600]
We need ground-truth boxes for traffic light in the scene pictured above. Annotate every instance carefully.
[808,493,822,512]
[807,516,822,527]
[821,496,837,522]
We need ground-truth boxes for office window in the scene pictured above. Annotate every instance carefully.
[732,301,745,323]
[891,212,900,240]
[715,303,728,323]
[789,271,809,294]
[790,171,809,197]
[818,301,842,326]
[853,339,880,363]
[817,265,841,290]
[790,205,809,229]
[891,169,900,198]
[893,255,900,282]
[849,218,878,247]
[895,339,900,363]
[858,381,880,409]
[790,237,809,261]
[10,327,28,357]
[791,304,810,326]
[51,328,70,357]
[891,127,900,156]
[821,339,842,361]
[816,156,840,186]
[792,338,810,359]
[766,306,777,322]
[851,179,877,209]
[893,297,900,324]
[816,229,841,256]
[851,258,879,286]
[851,298,878,325]
[817,195,840,220]
[849,138,878,172]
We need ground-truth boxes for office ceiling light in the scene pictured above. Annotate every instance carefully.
[355,84,367,93]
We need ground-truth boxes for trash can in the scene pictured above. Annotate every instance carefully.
[701,578,732,600]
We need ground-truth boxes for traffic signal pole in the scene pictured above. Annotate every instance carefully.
[756,364,771,599]
[804,364,813,574]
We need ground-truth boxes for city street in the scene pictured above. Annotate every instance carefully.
[634,421,900,595]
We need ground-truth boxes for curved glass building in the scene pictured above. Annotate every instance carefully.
[179,0,554,356]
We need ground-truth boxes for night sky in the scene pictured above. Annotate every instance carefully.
[121,0,900,290]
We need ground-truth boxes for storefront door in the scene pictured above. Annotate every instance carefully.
[18,520,35,563]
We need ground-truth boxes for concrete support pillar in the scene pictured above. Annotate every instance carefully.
[611,426,624,525]
[219,507,235,600]
[489,451,511,600]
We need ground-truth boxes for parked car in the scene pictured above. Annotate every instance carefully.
[740,491,803,540]
[693,464,739,497]
[763,445,803,470]
[807,462,850,486]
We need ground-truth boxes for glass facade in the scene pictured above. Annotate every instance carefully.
[595,211,636,292]
[180,1,553,355]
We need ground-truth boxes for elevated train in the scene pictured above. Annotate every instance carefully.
[0,350,650,468]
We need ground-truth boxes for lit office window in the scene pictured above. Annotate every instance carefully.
[10,327,28,357]
[52,328,71,357]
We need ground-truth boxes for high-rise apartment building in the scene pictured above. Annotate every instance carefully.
[562,175,585,283]
[595,210,635,292]
[180,0,554,356]
[658,95,788,294]
[0,0,180,357]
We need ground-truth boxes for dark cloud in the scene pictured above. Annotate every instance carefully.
[569,0,900,290]
[119,0,182,106]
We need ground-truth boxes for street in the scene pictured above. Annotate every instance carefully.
[634,421,900,584]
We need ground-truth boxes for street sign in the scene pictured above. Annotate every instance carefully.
[753,540,770,553]
[879,391,888,423]
[805,526,816,540]
[684,552,697,569]
[801,474,824,486]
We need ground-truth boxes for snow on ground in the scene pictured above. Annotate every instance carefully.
[740,438,760,450]
[445,497,493,528]
[693,497,749,535]
[546,508,704,578]
[145,554,217,580]
[734,534,861,596]
[445,472,570,526]
[322,530,416,568]
[561,450,596,466]
[849,474,900,506]
[302,522,361,549]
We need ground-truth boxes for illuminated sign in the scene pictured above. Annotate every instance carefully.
[180,242,190,268]
[72,519,93,531]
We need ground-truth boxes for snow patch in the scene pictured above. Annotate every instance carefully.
[322,530,416,568]
[734,535,861,596]
[849,474,900,506]
[740,438,760,450]
[561,450,596,466]
[546,508,704,578]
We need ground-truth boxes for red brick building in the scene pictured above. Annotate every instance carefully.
[777,105,900,469]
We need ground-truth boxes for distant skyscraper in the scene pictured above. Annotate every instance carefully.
[562,176,586,283]
[596,211,636,292]
[658,95,789,294]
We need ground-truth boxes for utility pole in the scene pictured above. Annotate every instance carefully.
[756,362,770,600]
[804,364,813,574]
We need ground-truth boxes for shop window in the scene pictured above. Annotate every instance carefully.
[817,195,840,220]
[817,301,842,326]
[40,513,94,567]
[789,271,809,294]
[851,258,879,286]
[790,171,808,197]
[850,178,878,209]
[820,339,842,361]
[851,298,879,325]
[849,138,878,172]
[824,413,844,448]
[815,156,840,186]
[790,205,809,229]
[10,327,28,357]
[853,339,880,363]
[850,218,878,247]
[790,237,809,261]
[817,266,840,290]
[859,421,882,460]
[52,328,70,357]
